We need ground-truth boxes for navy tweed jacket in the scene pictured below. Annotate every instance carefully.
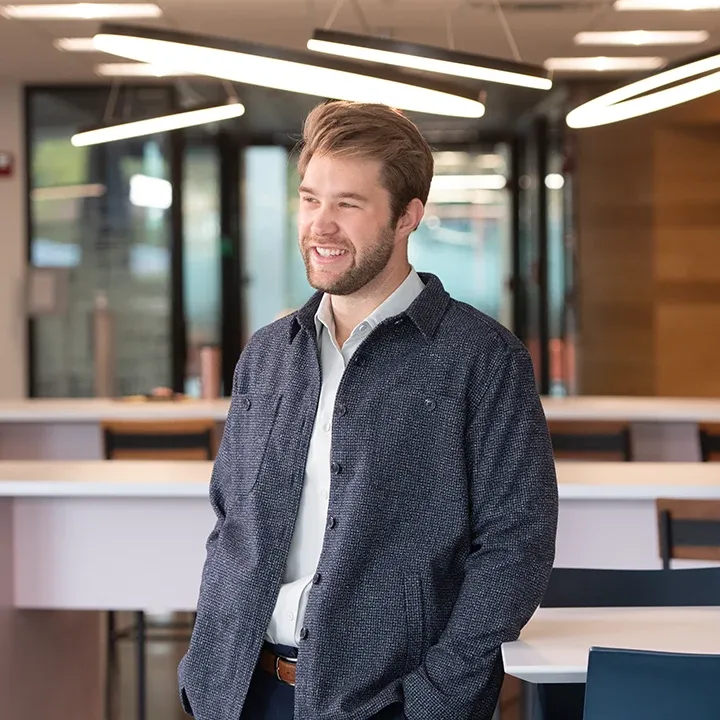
[178,273,558,720]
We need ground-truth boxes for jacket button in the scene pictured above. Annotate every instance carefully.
[327,516,337,530]
[331,461,342,474]
[240,397,251,410]
[335,404,347,417]
[312,573,321,585]
[299,627,309,641]
[424,398,436,411]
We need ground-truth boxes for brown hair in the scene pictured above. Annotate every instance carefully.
[297,101,434,226]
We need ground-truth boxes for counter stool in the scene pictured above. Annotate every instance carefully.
[656,498,720,570]
[699,423,720,462]
[548,420,632,461]
[102,419,217,720]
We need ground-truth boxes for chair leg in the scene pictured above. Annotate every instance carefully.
[106,611,116,720]
[136,611,146,720]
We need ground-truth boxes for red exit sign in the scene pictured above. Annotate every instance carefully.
[0,151,13,177]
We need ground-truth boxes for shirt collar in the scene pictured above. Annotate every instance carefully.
[290,271,450,344]
[313,268,425,338]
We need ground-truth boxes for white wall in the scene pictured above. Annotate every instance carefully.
[0,82,26,398]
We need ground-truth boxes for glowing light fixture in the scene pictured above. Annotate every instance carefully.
[307,29,552,91]
[71,101,246,147]
[575,30,709,46]
[545,56,666,72]
[91,24,486,118]
[95,62,197,77]
[431,174,507,191]
[54,37,98,51]
[614,0,720,9]
[1,3,161,19]
[566,48,720,128]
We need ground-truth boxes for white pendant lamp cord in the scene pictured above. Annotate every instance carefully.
[323,0,370,33]
[491,0,523,63]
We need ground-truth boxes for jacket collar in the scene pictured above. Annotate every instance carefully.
[289,272,450,344]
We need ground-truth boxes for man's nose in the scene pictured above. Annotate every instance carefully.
[311,206,339,236]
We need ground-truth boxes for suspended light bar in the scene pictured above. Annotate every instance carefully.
[95,62,197,77]
[1,3,162,19]
[566,48,720,128]
[92,24,486,118]
[71,101,245,147]
[307,28,552,91]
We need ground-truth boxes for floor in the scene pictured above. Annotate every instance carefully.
[111,613,522,720]
[113,612,190,720]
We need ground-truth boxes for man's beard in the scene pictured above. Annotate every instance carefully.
[300,226,395,296]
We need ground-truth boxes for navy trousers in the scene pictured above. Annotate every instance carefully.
[240,643,405,720]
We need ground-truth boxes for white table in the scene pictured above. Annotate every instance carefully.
[502,607,720,684]
[1,395,719,460]
[1,460,719,720]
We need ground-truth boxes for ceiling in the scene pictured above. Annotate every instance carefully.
[1,0,719,82]
[2,0,719,136]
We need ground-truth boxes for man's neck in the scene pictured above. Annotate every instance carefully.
[330,263,411,348]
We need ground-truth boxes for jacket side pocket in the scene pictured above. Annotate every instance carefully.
[179,687,193,716]
[403,573,425,669]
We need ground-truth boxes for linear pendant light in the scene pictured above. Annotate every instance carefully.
[71,101,246,146]
[92,24,486,118]
[566,48,720,128]
[307,29,552,91]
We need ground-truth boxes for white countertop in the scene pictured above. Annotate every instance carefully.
[502,606,720,683]
[0,461,719,499]
[0,396,720,424]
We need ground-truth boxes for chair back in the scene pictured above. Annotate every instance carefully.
[699,423,720,462]
[542,566,720,608]
[537,567,720,720]
[548,421,632,461]
[583,647,720,720]
[102,419,217,461]
[656,499,720,569]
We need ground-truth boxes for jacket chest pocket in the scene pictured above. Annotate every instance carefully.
[224,391,282,498]
[368,388,465,498]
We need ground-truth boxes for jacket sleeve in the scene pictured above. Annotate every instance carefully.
[402,346,558,720]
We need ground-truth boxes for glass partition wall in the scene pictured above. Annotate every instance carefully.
[26,85,560,398]
[27,86,175,397]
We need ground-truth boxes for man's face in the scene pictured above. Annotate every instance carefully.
[298,153,398,296]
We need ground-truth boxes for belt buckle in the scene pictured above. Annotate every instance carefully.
[274,655,297,686]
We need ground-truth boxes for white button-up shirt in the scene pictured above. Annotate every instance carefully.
[265,268,426,647]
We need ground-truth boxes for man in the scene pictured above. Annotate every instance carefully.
[178,100,558,720]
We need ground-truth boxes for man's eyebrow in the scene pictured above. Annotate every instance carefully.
[298,186,368,203]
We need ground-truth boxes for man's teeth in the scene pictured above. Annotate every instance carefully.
[316,248,347,257]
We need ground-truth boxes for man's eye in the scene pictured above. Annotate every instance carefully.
[339,202,357,209]
[301,197,318,204]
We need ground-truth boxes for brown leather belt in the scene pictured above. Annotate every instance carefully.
[259,648,297,686]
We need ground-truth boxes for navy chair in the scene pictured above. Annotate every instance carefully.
[535,567,720,720]
[583,647,720,720]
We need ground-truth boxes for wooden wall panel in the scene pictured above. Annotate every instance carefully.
[575,97,720,397]
[656,303,720,397]
[653,127,720,397]
[575,118,656,395]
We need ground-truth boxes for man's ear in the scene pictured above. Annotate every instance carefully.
[396,198,425,238]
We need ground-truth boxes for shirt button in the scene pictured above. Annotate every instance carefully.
[335,404,347,417]
[327,516,337,530]
[320,489,329,500]
[331,461,342,475]
[288,612,294,621]
[312,573,321,585]
[299,627,309,641]
[324,422,332,433]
